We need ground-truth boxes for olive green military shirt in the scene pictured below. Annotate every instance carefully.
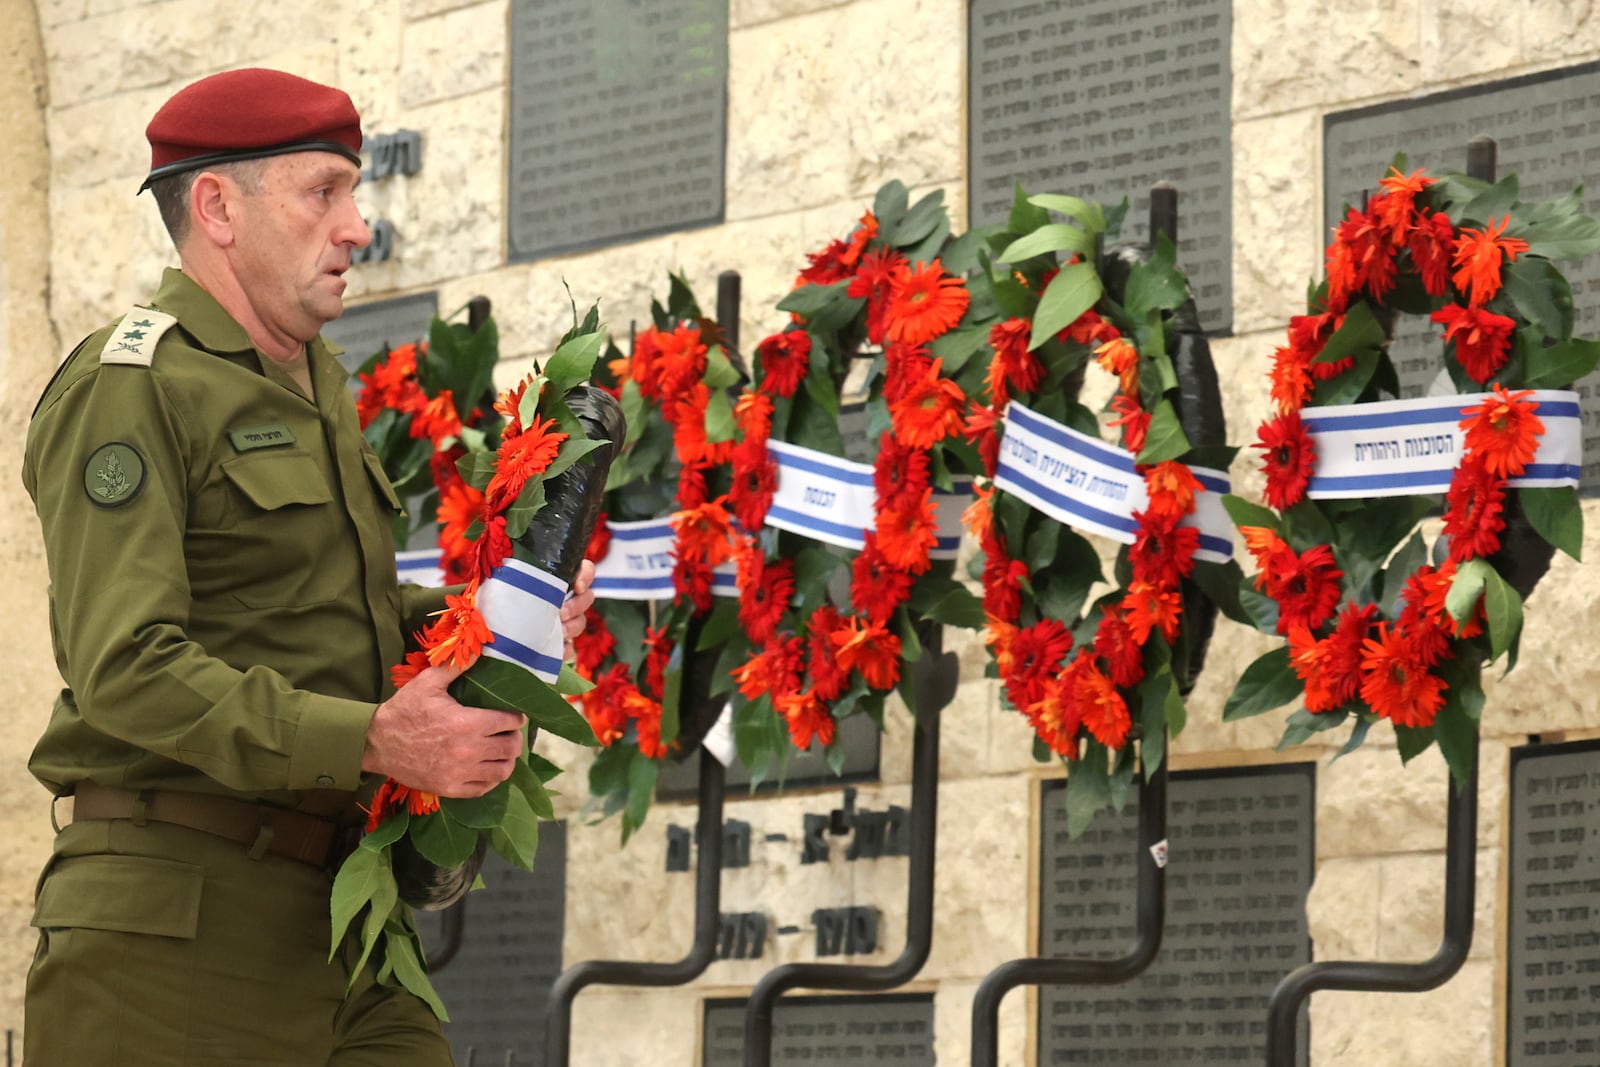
[23,269,445,814]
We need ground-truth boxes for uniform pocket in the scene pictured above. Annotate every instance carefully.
[221,450,333,511]
[360,447,404,515]
[32,854,203,939]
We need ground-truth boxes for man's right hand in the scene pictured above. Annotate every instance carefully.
[362,665,526,797]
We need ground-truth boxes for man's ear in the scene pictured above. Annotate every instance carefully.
[188,171,237,249]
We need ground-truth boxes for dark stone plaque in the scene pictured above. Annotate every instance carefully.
[1324,62,1600,488]
[416,823,567,1065]
[657,709,880,797]
[702,994,934,1065]
[1507,739,1600,1066]
[1038,765,1314,1065]
[321,290,438,375]
[508,0,728,261]
[967,0,1233,332]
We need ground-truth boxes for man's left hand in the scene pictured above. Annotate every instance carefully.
[560,558,596,663]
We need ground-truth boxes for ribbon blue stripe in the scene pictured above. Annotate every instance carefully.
[767,504,866,543]
[491,563,566,606]
[608,522,674,541]
[488,630,563,677]
[1304,402,1582,432]
[594,576,676,593]
[1197,533,1234,557]
[1195,473,1230,494]
[997,462,1139,537]
[773,446,874,487]
[1007,404,1137,474]
[935,536,960,550]
[1310,461,1582,493]
[1520,463,1583,481]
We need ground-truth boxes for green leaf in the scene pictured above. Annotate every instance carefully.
[1479,566,1524,663]
[1064,752,1111,839]
[704,387,737,443]
[777,281,852,318]
[1380,531,1430,618]
[1312,300,1384,366]
[1444,557,1492,628]
[1221,494,1280,531]
[1121,232,1187,320]
[1027,193,1105,232]
[1522,338,1600,389]
[386,927,449,1021]
[1502,256,1574,340]
[1394,723,1436,764]
[998,222,1095,264]
[540,436,609,483]
[1188,558,1251,627]
[1343,495,1433,564]
[360,810,410,852]
[873,181,910,234]
[1519,486,1583,560]
[1222,647,1302,721]
[896,189,948,248]
[453,658,599,746]
[704,346,741,389]
[1135,399,1191,465]
[488,778,543,869]
[1007,184,1051,234]
[1238,585,1281,636]
[409,810,481,868]
[930,325,989,374]
[440,780,510,830]
[542,329,607,391]
[1277,707,1347,750]
[1310,345,1380,407]
[1331,715,1375,763]
[557,663,595,696]
[1520,213,1600,260]
[329,844,388,955]
[1029,262,1102,351]
[351,865,398,989]
[623,754,660,839]
[696,598,742,650]
[925,585,986,630]
[1459,173,1520,226]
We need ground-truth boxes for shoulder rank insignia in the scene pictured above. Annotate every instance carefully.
[99,307,178,367]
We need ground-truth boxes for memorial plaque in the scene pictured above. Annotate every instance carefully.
[702,994,935,1065]
[1507,739,1600,1066]
[416,823,567,1065]
[508,0,728,261]
[1038,765,1314,1065]
[968,0,1233,332]
[657,709,880,797]
[1324,62,1600,488]
[321,290,438,375]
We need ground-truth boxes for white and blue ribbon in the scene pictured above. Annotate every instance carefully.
[475,557,568,683]
[764,439,972,558]
[1301,389,1582,498]
[591,516,740,601]
[993,401,1233,563]
[395,548,446,588]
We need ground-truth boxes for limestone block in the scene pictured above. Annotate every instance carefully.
[398,2,506,109]
[1374,846,1498,963]
[436,264,538,361]
[1522,0,1600,62]
[1231,110,1322,336]
[924,776,1030,979]
[49,179,175,344]
[1305,856,1381,961]
[1417,0,1521,86]
[570,987,699,1067]
[47,86,169,191]
[406,0,482,19]
[732,0,851,29]
[1316,743,1452,858]
[37,0,89,24]
[725,0,963,220]
[1309,960,1493,1066]
[335,0,406,124]
[935,978,1027,1067]
[563,804,699,965]
[1233,0,1422,122]
[881,695,914,788]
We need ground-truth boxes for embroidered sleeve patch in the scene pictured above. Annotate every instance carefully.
[83,443,146,507]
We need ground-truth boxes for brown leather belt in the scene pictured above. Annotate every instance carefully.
[70,783,346,867]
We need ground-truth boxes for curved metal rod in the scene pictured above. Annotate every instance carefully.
[741,623,955,1067]
[1264,737,1478,1065]
[544,753,726,1065]
[970,750,1170,1067]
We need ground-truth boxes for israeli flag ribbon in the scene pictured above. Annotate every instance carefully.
[395,548,446,588]
[993,401,1233,563]
[1302,389,1582,499]
[591,517,742,601]
[475,557,568,683]
[764,439,972,558]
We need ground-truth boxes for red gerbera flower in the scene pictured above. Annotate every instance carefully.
[731,635,804,701]
[851,533,916,625]
[1271,545,1344,635]
[756,330,813,398]
[1289,313,1350,381]
[390,648,432,690]
[1443,459,1507,562]
[1075,662,1132,749]
[1255,411,1317,510]
[422,581,490,670]
[987,316,1043,407]
[1269,344,1314,416]
[1461,383,1544,479]
[729,438,777,532]
[1108,393,1150,454]
[964,403,1003,478]
[736,546,795,645]
[623,688,667,759]
[365,779,442,833]
[1143,460,1204,519]
[572,608,614,677]
[1094,336,1140,395]
[881,260,970,346]
[831,617,903,691]
[1360,624,1448,728]
[1002,619,1074,711]
[674,502,736,568]
[776,689,837,750]
[1093,601,1146,689]
[1027,674,1081,756]
[581,663,636,745]
[889,357,967,449]
[1128,509,1200,590]
[1417,558,1486,640]
[848,245,907,345]
[1407,210,1456,297]
[735,390,774,443]
[469,513,513,581]
[806,605,853,701]
[796,238,854,287]
[485,415,568,511]
[1432,304,1517,384]
[1123,580,1182,644]
[873,434,932,510]
[1451,215,1529,308]
[981,550,1029,624]
[875,489,939,575]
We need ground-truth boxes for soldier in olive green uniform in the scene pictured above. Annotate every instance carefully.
[22,69,593,1066]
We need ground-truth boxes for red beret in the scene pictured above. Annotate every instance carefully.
[141,68,363,192]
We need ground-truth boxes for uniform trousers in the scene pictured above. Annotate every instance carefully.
[25,817,454,1066]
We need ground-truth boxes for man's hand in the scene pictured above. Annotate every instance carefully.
[362,664,526,797]
[561,558,596,662]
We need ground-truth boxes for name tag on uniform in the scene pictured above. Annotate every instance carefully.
[227,424,297,451]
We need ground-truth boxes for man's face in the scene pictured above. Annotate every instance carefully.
[229,152,370,345]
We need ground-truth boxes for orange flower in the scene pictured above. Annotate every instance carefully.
[365,779,441,832]
[1360,624,1447,728]
[735,389,774,443]
[1432,304,1516,384]
[1074,662,1132,749]
[622,689,667,759]
[410,390,462,445]
[874,489,938,575]
[1269,344,1313,416]
[1122,579,1182,644]
[494,375,534,435]
[962,482,994,540]
[485,415,568,510]
[889,357,966,449]
[1461,384,1543,479]
[1094,336,1141,395]
[776,689,837,750]
[1239,526,1293,578]
[423,581,490,670]
[1451,216,1528,307]
[390,649,432,690]
[1287,625,1337,713]
[985,614,1019,677]
[1107,394,1150,454]
[1143,460,1203,519]
[881,260,970,346]
[831,617,902,690]
[674,502,737,568]
[987,317,1042,407]
[731,635,804,702]
[1417,559,1485,639]
[1372,167,1434,243]
[649,325,710,405]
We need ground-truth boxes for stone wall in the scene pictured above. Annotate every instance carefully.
[6,0,1600,1062]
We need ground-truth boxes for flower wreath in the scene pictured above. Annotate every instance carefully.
[331,309,617,1018]
[717,181,994,781]
[573,274,743,840]
[355,309,505,582]
[1223,162,1600,783]
[967,188,1234,834]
